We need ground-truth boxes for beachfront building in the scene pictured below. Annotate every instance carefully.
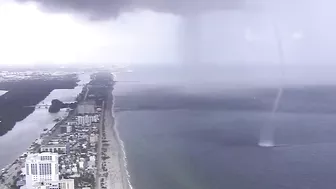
[40,144,68,154]
[77,115,99,126]
[25,152,59,189]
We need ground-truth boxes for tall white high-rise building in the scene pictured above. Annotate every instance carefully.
[25,152,59,189]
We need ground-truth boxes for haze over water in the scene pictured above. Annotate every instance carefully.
[113,65,336,189]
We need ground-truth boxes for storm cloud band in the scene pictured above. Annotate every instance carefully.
[15,0,246,19]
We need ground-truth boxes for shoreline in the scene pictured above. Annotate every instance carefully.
[99,88,132,189]
[0,72,130,189]
[112,91,133,189]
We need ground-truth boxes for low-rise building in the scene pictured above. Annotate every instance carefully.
[89,134,97,144]
[40,144,68,154]
[60,125,73,133]
[21,179,75,189]
[58,179,75,189]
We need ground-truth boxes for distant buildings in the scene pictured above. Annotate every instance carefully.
[40,144,68,154]
[60,125,73,134]
[1,72,111,189]
[25,153,59,189]
[77,101,95,115]
[77,115,99,126]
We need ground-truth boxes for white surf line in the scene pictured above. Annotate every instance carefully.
[112,87,134,189]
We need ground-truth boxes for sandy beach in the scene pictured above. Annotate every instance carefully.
[97,92,130,189]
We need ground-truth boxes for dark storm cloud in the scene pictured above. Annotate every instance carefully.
[15,0,246,19]
[16,0,131,19]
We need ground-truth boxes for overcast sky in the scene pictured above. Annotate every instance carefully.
[0,0,180,66]
[1,0,336,69]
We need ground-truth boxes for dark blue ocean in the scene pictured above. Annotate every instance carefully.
[113,65,336,189]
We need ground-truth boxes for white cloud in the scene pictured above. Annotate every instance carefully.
[0,1,180,66]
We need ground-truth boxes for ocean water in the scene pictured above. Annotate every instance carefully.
[113,65,336,189]
[0,74,90,168]
[116,110,336,189]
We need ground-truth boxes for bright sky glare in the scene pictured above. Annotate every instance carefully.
[0,1,179,66]
[2,0,335,68]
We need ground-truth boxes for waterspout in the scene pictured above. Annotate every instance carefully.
[258,18,285,148]
[258,88,283,147]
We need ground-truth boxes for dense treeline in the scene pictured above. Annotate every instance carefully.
[48,99,77,113]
